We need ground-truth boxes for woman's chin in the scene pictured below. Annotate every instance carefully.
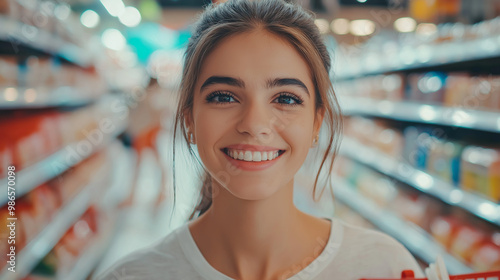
[224,184,281,201]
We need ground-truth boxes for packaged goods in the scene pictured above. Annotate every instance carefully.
[470,239,500,271]
[461,145,500,202]
[407,72,447,104]
[450,224,487,263]
[0,57,18,86]
[381,74,405,101]
[376,128,403,158]
[443,73,471,108]
[430,215,460,249]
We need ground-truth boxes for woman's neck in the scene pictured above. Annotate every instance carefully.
[188,180,331,280]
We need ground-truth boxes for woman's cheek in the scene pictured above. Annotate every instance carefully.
[195,111,228,164]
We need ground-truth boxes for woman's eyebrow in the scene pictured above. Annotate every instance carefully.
[266,78,309,96]
[199,76,310,96]
[200,76,245,91]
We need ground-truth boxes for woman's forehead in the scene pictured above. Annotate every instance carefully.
[197,30,313,89]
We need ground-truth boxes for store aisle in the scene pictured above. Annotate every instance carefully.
[2,0,500,278]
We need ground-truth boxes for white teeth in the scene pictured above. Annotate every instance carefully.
[252,151,261,161]
[225,149,281,162]
[244,151,252,161]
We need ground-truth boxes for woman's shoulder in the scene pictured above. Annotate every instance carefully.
[328,218,424,277]
[94,225,201,280]
[337,219,410,251]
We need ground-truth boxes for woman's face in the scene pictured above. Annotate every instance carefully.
[190,30,323,201]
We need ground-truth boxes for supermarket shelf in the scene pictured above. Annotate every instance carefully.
[57,146,134,280]
[340,97,500,133]
[0,143,130,280]
[0,108,128,206]
[332,175,473,274]
[60,224,116,280]
[0,168,106,280]
[335,35,500,80]
[0,15,93,68]
[339,137,500,226]
[0,86,100,109]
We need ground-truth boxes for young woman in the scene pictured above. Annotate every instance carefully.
[97,0,424,279]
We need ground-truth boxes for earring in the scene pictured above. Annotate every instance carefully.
[312,134,319,147]
[189,133,196,144]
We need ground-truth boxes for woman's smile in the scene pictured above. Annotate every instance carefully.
[220,144,286,171]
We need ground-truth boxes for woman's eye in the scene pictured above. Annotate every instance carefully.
[274,94,303,106]
[206,92,236,104]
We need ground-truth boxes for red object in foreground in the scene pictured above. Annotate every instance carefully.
[359,270,500,280]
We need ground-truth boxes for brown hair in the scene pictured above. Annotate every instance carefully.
[172,0,343,219]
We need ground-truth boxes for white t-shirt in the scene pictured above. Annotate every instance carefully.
[96,218,424,280]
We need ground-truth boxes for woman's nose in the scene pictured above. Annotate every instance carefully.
[235,100,273,140]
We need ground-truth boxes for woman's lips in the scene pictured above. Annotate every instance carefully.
[221,148,285,171]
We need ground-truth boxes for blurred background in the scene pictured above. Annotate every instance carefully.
[1,0,500,279]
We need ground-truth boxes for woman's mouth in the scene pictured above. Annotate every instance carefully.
[222,148,285,162]
[221,147,286,171]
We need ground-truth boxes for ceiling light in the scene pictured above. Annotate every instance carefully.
[331,18,350,35]
[102,29,126,51]
[118,6,142,27]
[350,19,375,36]
[314,19,330,34]
[80,10,100,28]
[394,17,417,33]
[101,0,125,17]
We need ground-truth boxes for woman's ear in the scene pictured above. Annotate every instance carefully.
[313,106,325,137]
[184,109,196,142]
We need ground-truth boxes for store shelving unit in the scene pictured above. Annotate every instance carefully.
[335,34,500,81]
[60,221,117,280]
[339,97,500,133]
[0,107,128,206]
[1,2,144,278]
[0,170,106,280]
[331,175,474,274]
[0,86,101,109]
[61,148,135,280]
[333,18,500,270]
[0,15,93,68]
[339,137,500,227]
[0,143,132,280]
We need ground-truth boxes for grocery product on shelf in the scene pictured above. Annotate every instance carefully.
[333,155,499,271]
[24,206,109,280]
[0,55,105,108]
[0,1,146,279]
[343,116,500,204]
[336,72,500,113]
[334,16,500,80]
[0,142,132,280]
[344,117,404,158]
[0,149,109,270]
[0,0,94,67]
[429,214,500,271]
[0,97,127,178]
[461,145,500,202]
[470,238,500,270]
[0,56,103,89]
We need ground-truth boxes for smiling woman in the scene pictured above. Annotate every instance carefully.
[95,1,424,280]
